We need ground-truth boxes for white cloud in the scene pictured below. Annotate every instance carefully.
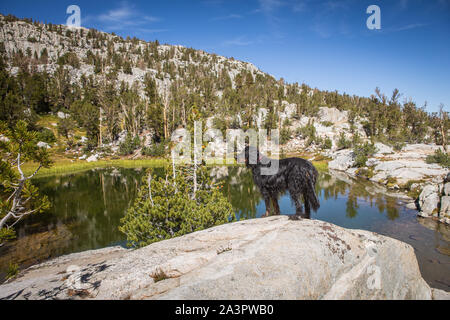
[86,1,162,33]
[395,23,427,31]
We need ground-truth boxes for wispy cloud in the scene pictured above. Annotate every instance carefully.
[255,0,285,14]
[84,1,163,34]
[292,1,307,12]
[308,0,353,38]
[221,35,255,47]
[393,23,428,31]
[252,0,287,38]
[211,14,243,21]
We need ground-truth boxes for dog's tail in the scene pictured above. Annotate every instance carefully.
[304,172,320,212]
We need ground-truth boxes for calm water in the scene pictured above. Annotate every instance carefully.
[0,166,449,290]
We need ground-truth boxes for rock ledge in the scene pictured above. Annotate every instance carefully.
[0,217,448,300]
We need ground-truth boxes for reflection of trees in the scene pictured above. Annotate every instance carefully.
[317,172,400,220]
[385,197,399,220]
[0,224,72,282]
[346,196,359,218]
[16,168,144,254]
[220,167,261,220]
[318,172,349,201]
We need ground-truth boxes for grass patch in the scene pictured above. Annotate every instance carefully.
[401,180,425,199]
[386,176,398,189]
[150,268,170,283]
[356,167,374,179]
[21,159,169,178]
[312,160,329,172]
[6,262,19,280]
[18,154,331,178]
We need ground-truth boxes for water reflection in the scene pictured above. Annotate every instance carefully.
[218,167,401,223]
[0,166,448,290]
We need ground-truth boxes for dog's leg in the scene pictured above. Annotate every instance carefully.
[263,196,272,217]
[271,197,281,215]
[304,196,311,219]
[288,183,303,219]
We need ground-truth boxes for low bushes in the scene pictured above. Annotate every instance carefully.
[426,149,450,168]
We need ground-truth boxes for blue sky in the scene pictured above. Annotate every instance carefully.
[1,0,449,112]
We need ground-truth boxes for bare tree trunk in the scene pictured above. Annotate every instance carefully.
[182,102,186,127]
[192,122,199,200]
[440,106,448,152]
[99,107,103,147]
[163,105,168,139]
[147,175,154,206]
[0,154,42,230]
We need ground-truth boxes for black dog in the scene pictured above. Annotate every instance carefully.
[240,146,320,219]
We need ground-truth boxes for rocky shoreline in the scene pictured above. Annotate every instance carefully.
[327,144,449,225]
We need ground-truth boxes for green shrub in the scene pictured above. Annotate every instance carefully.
[321,137,333,150]
[402,180,423,199]
[283,118,292,127]
[297,122,316,140]
[392,141,406,152]
[321,121,333,127]
[37,128,56,143]
[119,134,141,156]
[297,121,323,147]
[352,132,362,146]
[337,132,352,150]
[426,149,450,168]
[123,61,133,75]
[57,52,80,69]
[280,127,292,145]
[142,142,166,157]
[119,166,235,248]
[353,142,377,168]
[356,167,374,179]
[0,228,16,244]
[57,118,75,139]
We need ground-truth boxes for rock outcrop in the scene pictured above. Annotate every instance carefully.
[317,107,349,124]
[329,149,355,171]
[0,217,447,300]
[418,181,450,224]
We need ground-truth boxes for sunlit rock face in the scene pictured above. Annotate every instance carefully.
[1,217,447,300]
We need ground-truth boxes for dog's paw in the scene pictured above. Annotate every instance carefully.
[289,215,302,221]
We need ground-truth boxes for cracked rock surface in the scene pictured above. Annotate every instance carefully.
[0,217,448,300]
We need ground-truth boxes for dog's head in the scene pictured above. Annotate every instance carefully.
[237,146,261,168]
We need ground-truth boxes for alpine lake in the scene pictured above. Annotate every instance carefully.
[0,165,449,291]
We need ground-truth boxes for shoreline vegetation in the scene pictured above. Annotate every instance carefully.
[20,156,330,179]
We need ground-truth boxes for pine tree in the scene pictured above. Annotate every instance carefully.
[0,121,52,244]
[119,165,235,248]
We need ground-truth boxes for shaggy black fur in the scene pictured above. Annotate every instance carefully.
[240,146,320,219]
